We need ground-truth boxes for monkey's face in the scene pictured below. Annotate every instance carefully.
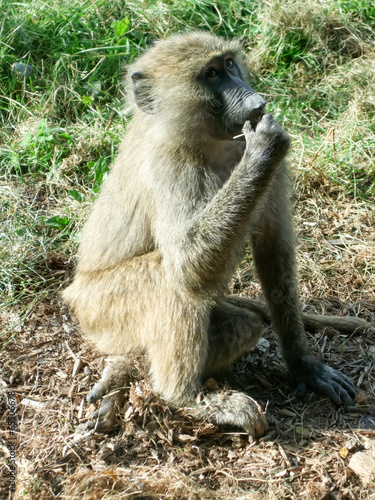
[202,54,266,139]
[128,33,266,142]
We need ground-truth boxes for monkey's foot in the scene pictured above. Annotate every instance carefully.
[84,356,143,432]
[86,389,125,432]
[192,390,268,438]
[87,355,133,404]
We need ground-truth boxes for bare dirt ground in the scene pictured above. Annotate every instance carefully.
[1,192,375,499]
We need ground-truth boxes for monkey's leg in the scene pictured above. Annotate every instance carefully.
[146,298,209,407]
[188,301,268,438]
[147,298,262,396]
[250,164,356,405]
[68,256,267,436]
[204,300,263,376]
[146,297,268,437]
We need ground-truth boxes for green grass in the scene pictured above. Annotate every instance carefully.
[1,0,374,332]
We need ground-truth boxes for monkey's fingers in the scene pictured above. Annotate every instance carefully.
[87,380,109,403]
[311,379,354,406]
[306,364,356,406]
[242,120,256,138]
[331,369,356,398]
[296,382,307,398]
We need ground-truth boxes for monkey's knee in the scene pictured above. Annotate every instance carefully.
[192,390,268,438]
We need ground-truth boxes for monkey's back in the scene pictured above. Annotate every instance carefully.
[75,122,158,274]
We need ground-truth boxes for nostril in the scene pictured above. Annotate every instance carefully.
[249,102,266,120]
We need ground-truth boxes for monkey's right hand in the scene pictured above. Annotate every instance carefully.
[243,113,291,166]
[292,356,356,406]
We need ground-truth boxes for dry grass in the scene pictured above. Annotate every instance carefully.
[1,211,375,498]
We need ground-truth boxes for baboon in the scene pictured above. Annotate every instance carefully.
[64,31,369,437]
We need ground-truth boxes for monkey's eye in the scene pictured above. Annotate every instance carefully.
[225,58,235,69]
[205,67,218,79]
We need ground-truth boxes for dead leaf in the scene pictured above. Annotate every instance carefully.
[340,447,349,458]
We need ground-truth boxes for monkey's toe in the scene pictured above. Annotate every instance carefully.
[87,391,124,432]
[229,392,268,438]
[243,406,269,437]
[193,390,268,438]
[87,380,109,403]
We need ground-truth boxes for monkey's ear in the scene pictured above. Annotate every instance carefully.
[131,72,156,114]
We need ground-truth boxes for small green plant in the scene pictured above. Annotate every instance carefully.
[45,215,70,231]
[69,190,84,202]
[3,119,73,177]
[88,157,110,192]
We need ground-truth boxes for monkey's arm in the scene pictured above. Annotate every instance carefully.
[231,295,370,403]
[153,114,289,294]
[250,164,356,405]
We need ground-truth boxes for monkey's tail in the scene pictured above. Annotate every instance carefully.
[228,296,373,335]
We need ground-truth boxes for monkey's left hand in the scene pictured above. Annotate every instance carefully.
[293,356,356,406]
